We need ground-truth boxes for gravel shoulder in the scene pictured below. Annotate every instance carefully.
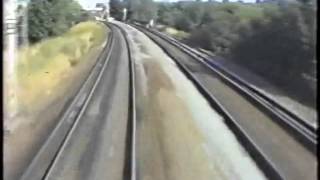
[116,21,266,180]
[143,28,317,180]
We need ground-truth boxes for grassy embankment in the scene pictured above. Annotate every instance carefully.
[3,21,109,180]
[12,21,109,119]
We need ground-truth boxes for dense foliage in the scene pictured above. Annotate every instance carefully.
[127,0,158,22]
[110,0,157,22]
[108,0,316,105]
[231,4,316,104]
[110,0,125,20]
[155,1,316,106]
[27,0,84,43]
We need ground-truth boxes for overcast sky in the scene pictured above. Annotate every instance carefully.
[77,0,255,9]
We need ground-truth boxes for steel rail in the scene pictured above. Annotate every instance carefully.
[149,29,316,136]
[134,24,285,180]
[111,22,138,180]
[20,23,115,180]
[134,23,317,154]
[42,24,115,180]
[197,48,317,133]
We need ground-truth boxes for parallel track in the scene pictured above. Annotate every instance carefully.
[138,25,317,153]
[133,23,316,180]
[18,21,315,180]
[197,48,317,135]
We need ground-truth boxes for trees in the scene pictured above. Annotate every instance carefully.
[155,2,316,105]
[157,3,175,25]
[28,0,52,42]
[48,0,82,35]
[110,0,124,20]
[229,4,316,104]
[174,13,192,31]
[28,0,82,42]
[156,2,208,31]
[123,0,157,22]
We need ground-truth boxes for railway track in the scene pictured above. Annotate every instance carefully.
[16,21,316,180]
[19,23,136,180]
[136,24,317,151]
[132,23,317,180]
[196,48,317,129]
[112,23,137,180]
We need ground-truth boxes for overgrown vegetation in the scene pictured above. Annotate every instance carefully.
[110,0,157,22]
[154,1,316,107]
[11,0,108,112]
[109,0,316,106]
[110,0,125,20]
[16,21,108,111]
[230,4,316,105]
[27,0,92,43]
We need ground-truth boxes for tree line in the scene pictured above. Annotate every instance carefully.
[24,0,316,106]
[25,0,93,43]
[110,0,157,22]
[110,0,316,106]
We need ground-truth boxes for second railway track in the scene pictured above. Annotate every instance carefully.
[133,23,317,180]
[137,24,317,150]
[16,20,316,180]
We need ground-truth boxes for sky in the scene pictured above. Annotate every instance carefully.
[77,0,108,9]
[77,0,255,9]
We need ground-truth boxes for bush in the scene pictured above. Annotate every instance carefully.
[127,0,158,22]
[174,14,193,31]
[230,4,316,105]
[28,0,82,43]
[186,27,212,49]
[110,0,124,20]
[156,2,316,106]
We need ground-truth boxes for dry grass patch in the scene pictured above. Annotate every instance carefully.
[10,21,109,116]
